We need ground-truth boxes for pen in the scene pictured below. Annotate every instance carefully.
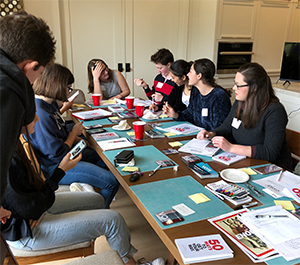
[255,214,288,218]
[149,164,162,177]
[277,170,284,182]
[108,140,127,144]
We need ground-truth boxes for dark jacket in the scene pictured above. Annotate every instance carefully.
[0,49,35,204]
[1,151,65,241]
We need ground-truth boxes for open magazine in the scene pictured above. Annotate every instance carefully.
[208,209,279,263]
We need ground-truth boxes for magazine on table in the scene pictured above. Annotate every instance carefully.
[71,109,112,121]
[175,234,233,264]
[208,209,279,263]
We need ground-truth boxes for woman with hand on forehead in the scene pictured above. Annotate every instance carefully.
[87,59,130,100]
[197,62,293,171]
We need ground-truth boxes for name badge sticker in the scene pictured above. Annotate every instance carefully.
[202,108,208,117]
[156,82,163,89]
[231,118,241,129]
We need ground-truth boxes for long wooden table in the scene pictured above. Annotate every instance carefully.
[71,110,298,265]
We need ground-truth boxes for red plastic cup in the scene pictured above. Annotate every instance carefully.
[92,94,101,106]
[135,104,145,117]
[133,121,146,140]
[126,96,135,110]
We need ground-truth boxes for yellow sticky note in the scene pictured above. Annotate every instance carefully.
[73,104,86,107]
[109,116,120,120]
[121,166,139,172]
[127,131,135,136]
[169,141,182,147]
[274,200,295,211]
[102,100,116,104]
[165,132,176,137]
[189,193,211,204]
[239,168,257,175]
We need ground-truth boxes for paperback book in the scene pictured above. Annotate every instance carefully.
[212,152,246,165]
[208,210,279,263]
[188,162,218,179]
[175,234,233,264]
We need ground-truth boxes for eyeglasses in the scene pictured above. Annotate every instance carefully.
[233,82,248,90]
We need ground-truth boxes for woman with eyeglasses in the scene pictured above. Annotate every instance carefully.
[87,59,130,100]
[197,62,293,171]
[163,58,232,130]
[30,63,119,209]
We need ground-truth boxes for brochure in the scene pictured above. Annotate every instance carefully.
[175,234,233,264]
[208,209,279,263]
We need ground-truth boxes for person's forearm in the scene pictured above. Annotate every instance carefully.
[93,79,103,99]
[64,131,77,148]
[229,144,252,157]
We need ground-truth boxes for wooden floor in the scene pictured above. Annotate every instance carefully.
[32,186,169,264]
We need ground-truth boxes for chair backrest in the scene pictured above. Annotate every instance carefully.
[286,128,300,169]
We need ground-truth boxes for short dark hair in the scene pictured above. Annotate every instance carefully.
[150,48,174,65]
[0,11,56,67]
[33,63,74,101]
[87,59,112,93]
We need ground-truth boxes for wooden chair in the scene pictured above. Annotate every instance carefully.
[286,128,300,169]
[10,241,94,265]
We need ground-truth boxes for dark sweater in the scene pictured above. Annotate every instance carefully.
[214,100,293,171]
[176,87,231,131]
[0,49,35,205]
[1,152,65,241]
[168,84,188,112]
[143,73,177,110]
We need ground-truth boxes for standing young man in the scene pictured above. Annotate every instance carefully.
[0,11,56,223]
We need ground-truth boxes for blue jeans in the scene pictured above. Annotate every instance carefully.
[42,147,119,208]
[7,192,137,263]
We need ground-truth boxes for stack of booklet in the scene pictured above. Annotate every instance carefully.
[175,234,233,264]
[156,124,203,135]
[188,162,219,179]
[208,209,280,263]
